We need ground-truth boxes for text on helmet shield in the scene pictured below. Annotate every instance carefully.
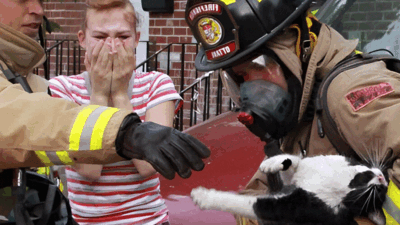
[206,41,236,60]
[189,4,222,21]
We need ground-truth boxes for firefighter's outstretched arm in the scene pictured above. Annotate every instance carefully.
[0,76,210,179]
[115,113,211,179]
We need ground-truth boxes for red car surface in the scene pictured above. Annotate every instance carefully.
[160,111,266,224]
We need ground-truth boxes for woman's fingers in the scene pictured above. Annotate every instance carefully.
[91,39,105,65]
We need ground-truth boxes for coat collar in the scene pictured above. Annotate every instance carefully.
[0,22,45,76]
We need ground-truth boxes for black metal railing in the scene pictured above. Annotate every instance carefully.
[38,39,234,131]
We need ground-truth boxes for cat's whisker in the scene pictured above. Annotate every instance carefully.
[372,186,377,212]
[379,148,393,171]
[359,142,373,166]
[362,141,374,163]
[360,189,374,214]
[347,186,372,202]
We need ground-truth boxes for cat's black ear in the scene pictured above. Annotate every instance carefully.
[368,208,386,225]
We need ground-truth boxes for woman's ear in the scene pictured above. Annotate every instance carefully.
[134,31,141,48]
[77,30,86,49]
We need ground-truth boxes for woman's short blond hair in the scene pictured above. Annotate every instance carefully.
[82,0,141,32]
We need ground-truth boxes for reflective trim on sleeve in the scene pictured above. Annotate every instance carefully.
[56,151,74,165]
[35,151,54,167]
[79,106,110,150]
[90,107,120,150]
[35,151,74,166]
[69,105,119,150]
[69,105,100,150]
[383,181,400,224]
[383,208,400,225]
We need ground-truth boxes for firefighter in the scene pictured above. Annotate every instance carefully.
[0,0,210,185]
[185,0,400,224]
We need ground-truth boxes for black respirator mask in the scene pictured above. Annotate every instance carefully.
[220,53,302,141]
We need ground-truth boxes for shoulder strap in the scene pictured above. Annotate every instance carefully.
[0,62,33,93]
[315,53,400,159]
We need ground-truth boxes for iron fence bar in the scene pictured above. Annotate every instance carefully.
[155,50,158,71]
[179,43,186,131]
[60,41,63,76]
[78,46,81,74]
[202,76,207,121]
[73,41,77,75]
[167,45,171,75]
[46,50,50,80]
[67,40,70,76]
[207,75,211,119]
[217,70,223,115]
[190,84,195,126]
[146,41,149,72]
[46,39,65,52]
[55,41,59,77]
[194,44,199,124]
[136,43,173,70]
[44,39,49,80]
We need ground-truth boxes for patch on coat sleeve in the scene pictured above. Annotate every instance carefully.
[345,82,394,111]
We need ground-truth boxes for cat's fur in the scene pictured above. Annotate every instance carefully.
[191,154,388,225]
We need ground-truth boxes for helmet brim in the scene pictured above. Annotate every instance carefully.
[194,0,313,71]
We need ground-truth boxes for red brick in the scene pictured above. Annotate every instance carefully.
[174,28,186,35]
[172,45,182,52]
[156,36,167,44]
[172,20,180,26]
[174,11,185,19]
[180,20,189,26]
[149,27,161,35]
[185,28,193,36]
[167,36,180,43]
[155,19,167,26]
[186,45,198,53]
[161,28,173,35]
[180,36,192,43]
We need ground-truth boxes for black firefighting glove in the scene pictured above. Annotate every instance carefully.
[115,113,211,180]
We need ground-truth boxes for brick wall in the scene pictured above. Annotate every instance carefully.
[41,0,86,77]
[334,0,400,54]
[147,0,232,129]
[41,0,333,129]
[41,0,232,130]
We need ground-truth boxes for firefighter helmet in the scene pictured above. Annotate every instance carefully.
[185,0,313,71]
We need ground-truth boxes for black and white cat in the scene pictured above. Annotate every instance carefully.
[191,154,388,225]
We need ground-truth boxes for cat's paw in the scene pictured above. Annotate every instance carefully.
[191,187,217,210]
[259,155,293,174]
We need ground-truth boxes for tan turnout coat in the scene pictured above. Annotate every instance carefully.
[0,23,131,169]
[239,22,400,225]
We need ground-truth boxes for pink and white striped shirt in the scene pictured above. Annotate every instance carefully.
[49,70,181,225]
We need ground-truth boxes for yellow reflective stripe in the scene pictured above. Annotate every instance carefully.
[56,151,74,165]
[37,167,49,175]
[90,107,120,150]
[69,105,100,150]
[59,180,64,192]
[388,180,400,209]
[383,208,400,225]
[35,151,54,167]
[220,0,235,5]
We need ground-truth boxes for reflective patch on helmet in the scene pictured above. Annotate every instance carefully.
[205,41,236,60]
[188,3,221,22]
[220,0,236,5]
[345,82,394,111]
[198,17,223,46]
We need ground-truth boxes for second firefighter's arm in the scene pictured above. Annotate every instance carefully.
[0,75,130,169]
